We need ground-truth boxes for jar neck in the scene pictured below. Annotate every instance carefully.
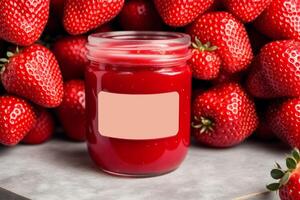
[86,31,191,67]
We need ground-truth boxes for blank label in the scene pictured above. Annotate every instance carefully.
[98,91,179,140]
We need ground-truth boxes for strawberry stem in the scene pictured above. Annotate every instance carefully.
[192,116,215,134]
[192,37,218,52]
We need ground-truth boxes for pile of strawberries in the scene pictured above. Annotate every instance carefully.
[0,0,299,198]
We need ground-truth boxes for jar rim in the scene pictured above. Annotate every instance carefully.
[86,31,191,67]
[88,31,191,45]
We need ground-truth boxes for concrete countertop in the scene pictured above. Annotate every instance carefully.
[0,138,286,200]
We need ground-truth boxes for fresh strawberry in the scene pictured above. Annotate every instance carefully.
[187,12,253,74]
[0,96,36,146]
[246,58,276,99]
[192,83,258,147]
[22,109,54,144]
[254,0,300,40]
[0,45,64,108]
[119,0,163,31]
[154,0,214,27]
[223,0,272,22]
[57,80,85,141]
[267,148,300,200]
[0,0,50,46]
[189,37,221,80]
[267,98,300,148]
[260,40,300,98]
[63,0,124,35]
[52,36,88,80]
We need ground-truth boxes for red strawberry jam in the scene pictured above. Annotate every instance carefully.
[86,31,192,177]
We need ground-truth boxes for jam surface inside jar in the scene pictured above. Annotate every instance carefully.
[86,31,192,177]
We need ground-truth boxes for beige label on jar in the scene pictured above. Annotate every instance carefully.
[98,91,179,140]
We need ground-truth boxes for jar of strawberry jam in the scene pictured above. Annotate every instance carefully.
[85,31,192,177]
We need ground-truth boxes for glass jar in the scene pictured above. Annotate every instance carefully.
[85,31,192,177]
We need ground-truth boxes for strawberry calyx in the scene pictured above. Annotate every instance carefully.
[267,148,300,191]
[0,47,19,74]
[192,116,215,134]
[192,37,218,52]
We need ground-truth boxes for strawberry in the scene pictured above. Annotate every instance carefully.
[0,44,64,108]
[192,83,258,147]
[254,0,300,40]
[22,109,54,144]
[246,58,276,99]
[260,40,300,98]
[119,0,163,31]
[186,12,253,74]
[267,148,300,200]
[0,0,50,46]
[222,0,272,22]
[267,98,300,148]
[189,37,221,80]
[57,80,85,141]
[0,96,36,146]
[154,0,214,27]
[52,36,88,80]
[63,0,124,35]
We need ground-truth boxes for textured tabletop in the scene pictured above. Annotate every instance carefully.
[0,139,286,200]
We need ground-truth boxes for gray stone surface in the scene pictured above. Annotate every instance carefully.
[0,139,287,200]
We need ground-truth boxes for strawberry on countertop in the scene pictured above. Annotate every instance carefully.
[192,82,258,147]
[223,0,272,22]
[22,109,54,145]
[267,148,300,200]
[187,12,253,74]
[0,0,50,46]
[52,36,88,80]
[57,80,86,141]
[0,96,36,146]
[63,0,124,35]
[254,0,300,40]
[267,98,300,149]
[154,0,214,27]
[0,45,64,108]
[189,37,221,80]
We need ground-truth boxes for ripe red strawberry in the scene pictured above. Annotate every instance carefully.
[0,44,64,108]
[254,0,300,40]
[22,109,54,144]
[63,0,124,35]
[192,83,258,147]
[119,0,163,31]
[189,37,221,80]
[52,36,88,80]
[0,0,50,46]
[223,0,272,22]
[246,58,276,99]
[187,12,253,74]
[260,40,300,98]
[0,96,36,146]
[267,148,300,200]
[267,98,300,148]
[154,0,214,27]
[57,80,85,141]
